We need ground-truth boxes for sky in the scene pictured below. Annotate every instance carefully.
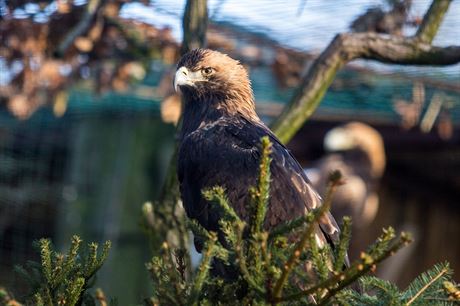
[120,0,460,78]
[121,0,460,50]
[3,0,459,81]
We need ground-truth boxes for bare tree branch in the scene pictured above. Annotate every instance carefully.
[270,0,458,143]
[181,0,208,55]
[55,0,102,57]
[349,34,460,65]
[159,0,208,205]
[416,0,451,44]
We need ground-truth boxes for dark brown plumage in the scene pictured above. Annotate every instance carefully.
[174,49,342,264]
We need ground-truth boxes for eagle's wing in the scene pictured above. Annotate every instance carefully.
[178,116,341,249]
[243,119,342,246]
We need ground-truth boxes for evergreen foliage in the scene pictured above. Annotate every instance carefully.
[339,262,458,306]
[3,138,459,306]
[7,236,112,306]
[144,137,459,305]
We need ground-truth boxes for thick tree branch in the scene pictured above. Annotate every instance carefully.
[270,0,458,143]
[416,0,451,44]
[159,0,208,205]
[151,0,208,279]
[354,34,460,65]
[181,0,208,55]
[55,0,102,57]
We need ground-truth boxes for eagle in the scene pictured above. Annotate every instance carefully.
[174,49,342,267]
[305,122,386,228]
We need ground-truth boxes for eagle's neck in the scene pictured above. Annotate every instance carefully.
[180,94,259,139]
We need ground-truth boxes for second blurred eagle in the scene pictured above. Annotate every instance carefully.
[305,122,386,228]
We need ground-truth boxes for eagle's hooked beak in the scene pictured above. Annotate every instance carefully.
[174,66,196,92]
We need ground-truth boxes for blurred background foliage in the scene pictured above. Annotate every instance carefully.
[0,0,459,304]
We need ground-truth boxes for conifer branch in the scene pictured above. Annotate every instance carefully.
[219,219,238,250]
[66,277,85,306]
[258,232,270,274]
[234,222,266,294]
[35,294,44,305]
[318,232,412,305]
[309,234,330,281]
[189,232,217,304]
[268,216,307,242]
[405,267,449,305]
[333,217,352,273]
[246,136,272,280]
[250,136,272,235]
[443,281,460,301]
[39,239,53,285]
[271,210,316,300]
[271,170,342,300]
[86,243,99,277]
[273,231,412,304]
[161,241,189,305]
[14,236,111,305]
[202,187,239,221]
[188,219,212,240]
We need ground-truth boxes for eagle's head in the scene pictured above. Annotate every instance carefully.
[174,49,257,120]
[324,122,386,179]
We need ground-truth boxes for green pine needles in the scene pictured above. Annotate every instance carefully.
[11,235,112,306]
[340,262,456,306]
[3,137,459,305]
[145,136,459,305]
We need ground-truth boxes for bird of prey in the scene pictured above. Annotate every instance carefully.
[174,49,342,261]
[305,122,386,228]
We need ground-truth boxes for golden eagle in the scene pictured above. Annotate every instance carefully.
[175,49,342,262]
[306,122,386,228]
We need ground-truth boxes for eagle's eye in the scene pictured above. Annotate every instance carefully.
[201,67,213,76]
